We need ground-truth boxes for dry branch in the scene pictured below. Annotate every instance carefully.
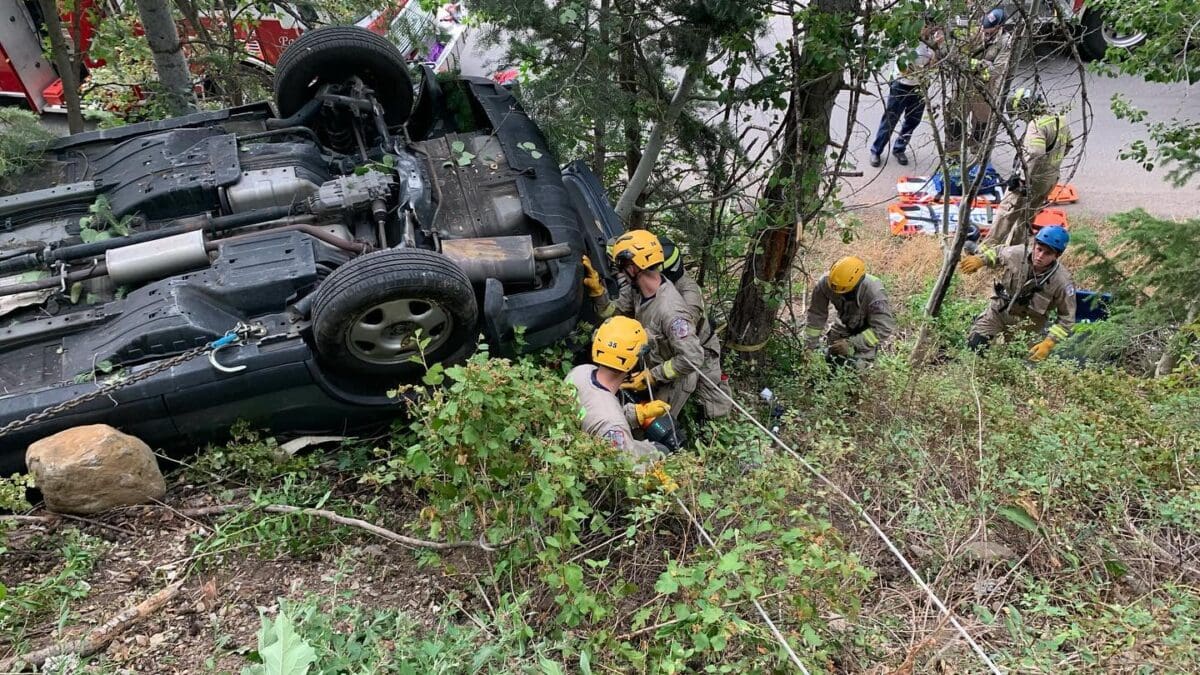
[177,503,511,552]
[1,581,184,672]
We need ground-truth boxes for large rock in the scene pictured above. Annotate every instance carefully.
[26,424,166,514]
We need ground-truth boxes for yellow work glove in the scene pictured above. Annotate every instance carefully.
[581,255,605,298]
[1028,338,1056,362]
[620,369,652,392]
[635,400,671,427]
[958,255,985,275]
[828,339,854,357]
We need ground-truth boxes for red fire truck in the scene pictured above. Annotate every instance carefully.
[0,0,466,113]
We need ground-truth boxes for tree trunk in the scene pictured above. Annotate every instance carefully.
[591,0,610,177]
[37,0,84,133]
[614,54,706,222]
[725,1,848,355]
[617,15,646,228]
[134,0,195,116]
[1155,301,1198,377]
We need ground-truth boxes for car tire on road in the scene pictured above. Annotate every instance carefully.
[310,249,478,377]
[273,25,414,126]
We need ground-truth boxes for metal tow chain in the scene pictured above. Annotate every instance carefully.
[0,322,266,440]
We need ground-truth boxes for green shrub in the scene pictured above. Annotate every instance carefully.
[0,108,54,180]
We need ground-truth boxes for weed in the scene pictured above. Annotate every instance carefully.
[0,529,107,646]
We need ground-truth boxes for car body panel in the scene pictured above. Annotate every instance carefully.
[0,73,623,472]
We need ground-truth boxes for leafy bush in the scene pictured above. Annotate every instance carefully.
[0,109,55,180]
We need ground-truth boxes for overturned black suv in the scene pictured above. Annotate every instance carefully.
[0,27,621,472]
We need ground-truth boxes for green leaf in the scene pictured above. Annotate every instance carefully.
[69,282,84,304]
[1104,559,1129,578]
[559,7,578,23]
[242,611,315,675]
[1003,605,1024,641]
[579,650,592,675]
[654,572,679,594]
[95,360,115,374]
[974,604,995,625]
[451,140,466,153]
[519,141,536,150]
[457,152,476,166]
[530,150,543,159]
[408,449,432,473]
[538,658,564,675]
[18,270,48,283]
[716,552,743,573]
[997,504,1039,533]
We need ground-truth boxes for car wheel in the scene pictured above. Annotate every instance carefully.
[310,249,478,377]
[1078,8,1145,61]
[273,25,414,127]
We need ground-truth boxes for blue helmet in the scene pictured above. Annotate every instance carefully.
[1034,225,1069,253]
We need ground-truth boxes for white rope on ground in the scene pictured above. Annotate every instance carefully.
[683,358,1004,675]
[672,495,812,675]
[643,374,809,673]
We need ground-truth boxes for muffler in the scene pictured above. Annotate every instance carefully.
[439,236,570,284]
[105,230,210,285]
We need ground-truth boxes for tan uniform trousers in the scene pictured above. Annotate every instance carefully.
[983,170,1058,248]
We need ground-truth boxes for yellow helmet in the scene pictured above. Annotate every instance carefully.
[610,230,664,271]
[592,316,647,372]
[828,256,865,294]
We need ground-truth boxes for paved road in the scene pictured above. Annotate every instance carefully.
[836,53,1200,220]
[460,25,1198,220]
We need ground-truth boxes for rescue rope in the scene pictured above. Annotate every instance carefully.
[681,357,1004,675]
[644,374,809,672]
[672,495,811,674]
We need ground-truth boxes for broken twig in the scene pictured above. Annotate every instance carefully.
[1,581,184,672]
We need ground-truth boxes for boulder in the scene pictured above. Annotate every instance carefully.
[26,424,166,514]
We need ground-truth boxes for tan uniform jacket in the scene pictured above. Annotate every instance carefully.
[566,365,660,461]
[595,279,705,384]
[805,274,896,354]
[1023,114,1071,182]
[982,244,1076,340]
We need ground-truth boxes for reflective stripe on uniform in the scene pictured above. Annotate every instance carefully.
[1048,324,1069,340]
[599,304,615,318]
[662,359,677,379]
[804,326,822,337]
[862,328,879,347]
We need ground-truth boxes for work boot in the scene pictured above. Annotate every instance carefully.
[869,152,881,168]
[893,150,909,166]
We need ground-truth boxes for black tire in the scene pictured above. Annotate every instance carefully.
[274,26,413,126]
[1078,9,1109,61]
[1078,8,1144,61]
[310,249,478,377]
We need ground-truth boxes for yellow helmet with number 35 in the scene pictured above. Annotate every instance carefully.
[592,316,647,372]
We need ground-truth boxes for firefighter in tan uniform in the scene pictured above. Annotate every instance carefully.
[949,8,1011,156]
[581,231,707,414]
[804,256,896,367]
[959,225,1075,361]
[566,316,670,467]
[983,88,1072,248]
[659,236,732,419]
